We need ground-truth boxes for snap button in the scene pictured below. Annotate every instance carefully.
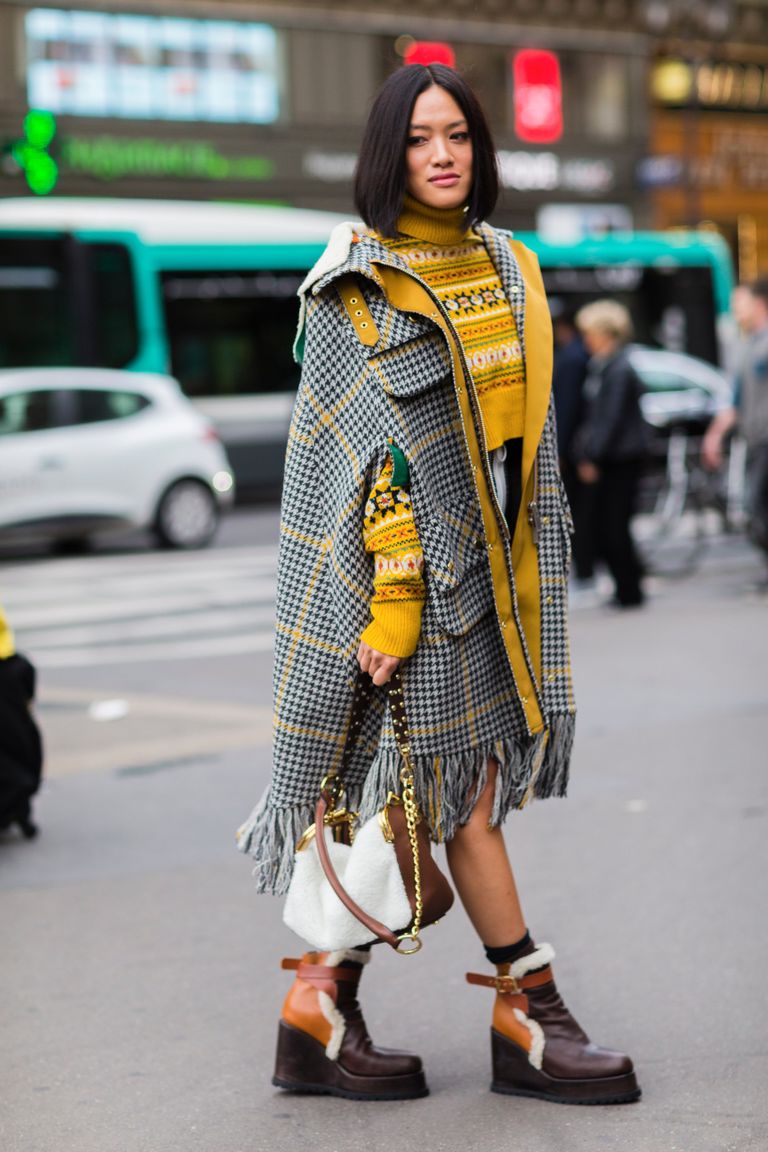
[547,672,556,682]
[543,516,551,525]
[546,595,554,605]
[500,619,507,629]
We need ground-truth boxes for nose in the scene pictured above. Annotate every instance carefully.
[431,134,453,166]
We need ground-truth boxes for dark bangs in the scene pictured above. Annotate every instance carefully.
[354,63,499,238]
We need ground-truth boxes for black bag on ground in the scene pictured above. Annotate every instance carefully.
[0,653,43,838]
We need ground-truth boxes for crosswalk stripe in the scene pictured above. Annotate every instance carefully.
[30,631,275,668]
[1,545,279,668]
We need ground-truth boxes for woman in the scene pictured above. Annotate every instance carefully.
[574,301,650,608]
[238,64,639,1105]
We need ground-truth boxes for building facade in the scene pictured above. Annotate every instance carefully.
[1,0,651,235]
[2,1,767,265]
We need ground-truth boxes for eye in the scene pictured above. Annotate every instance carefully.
[407,134,427,147]
[450,131,470,142]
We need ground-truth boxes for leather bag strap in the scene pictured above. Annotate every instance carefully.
[311,668,416,951]
[312,791,400,950]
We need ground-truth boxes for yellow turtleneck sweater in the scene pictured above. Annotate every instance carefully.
[386,195,526,450]
[360,198,527,659]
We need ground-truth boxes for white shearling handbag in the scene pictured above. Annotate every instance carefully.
[283,670,454,954]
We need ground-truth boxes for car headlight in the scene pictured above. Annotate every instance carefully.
[213,471,234,494]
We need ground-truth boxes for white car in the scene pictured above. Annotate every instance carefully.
[628,345,732,429]
[0,368,235,549]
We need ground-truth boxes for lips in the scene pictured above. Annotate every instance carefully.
[429,174,461,186]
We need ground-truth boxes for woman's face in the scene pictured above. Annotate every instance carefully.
[581,326,618,358]
[405,85,473,211]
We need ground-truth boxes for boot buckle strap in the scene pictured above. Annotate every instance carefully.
[465,972,521,994]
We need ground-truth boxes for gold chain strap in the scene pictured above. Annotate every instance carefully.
[395,749,424,955]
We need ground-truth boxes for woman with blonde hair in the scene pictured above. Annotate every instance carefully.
[239,64,639,1105]
[574,299,649,608]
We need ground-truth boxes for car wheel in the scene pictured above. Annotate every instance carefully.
[155,480,219,549]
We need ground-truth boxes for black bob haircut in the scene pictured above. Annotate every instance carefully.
[354,64,499,238]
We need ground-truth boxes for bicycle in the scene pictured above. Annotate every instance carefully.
[634,428,745,579]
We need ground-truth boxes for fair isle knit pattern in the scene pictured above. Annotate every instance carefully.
[387,196,525,451]
[360,453,425,658]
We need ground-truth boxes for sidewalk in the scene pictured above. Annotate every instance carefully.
[2,535,767,1152]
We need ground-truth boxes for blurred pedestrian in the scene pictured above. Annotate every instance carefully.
[0,605,43,839]
[239,64,639,1105]
[574,300,650,608]
[552,306,595,585]
[703,280,768,581]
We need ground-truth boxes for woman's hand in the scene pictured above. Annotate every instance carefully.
[357,641,402,686]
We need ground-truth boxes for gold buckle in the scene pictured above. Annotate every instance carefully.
[494,975,521,994]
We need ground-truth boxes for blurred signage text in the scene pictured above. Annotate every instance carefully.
[52,135,274,182]
[497,150,615,194]
[653,58,768,112]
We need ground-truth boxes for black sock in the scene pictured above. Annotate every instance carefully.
[484,930,532,966]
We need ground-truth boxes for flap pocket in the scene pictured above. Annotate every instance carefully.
[367,332,452,398]
[418,500,494,635]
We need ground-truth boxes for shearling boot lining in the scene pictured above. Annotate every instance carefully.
[317,991,346,1061]
[508,942,555,981]
[513,1008,546,1069]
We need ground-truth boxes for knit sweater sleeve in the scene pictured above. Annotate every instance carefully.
[360,451,425,659]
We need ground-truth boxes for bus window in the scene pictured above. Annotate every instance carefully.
[542,264,719,365]
[0,238,75,368]
[161,270,303,399]
[90,243,139,368]
[0,237,138,370]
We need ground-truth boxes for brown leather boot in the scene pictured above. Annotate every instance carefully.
[467,942,641,1104]
[273,949,428,1100]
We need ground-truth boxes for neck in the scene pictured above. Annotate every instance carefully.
[396,194,470,245]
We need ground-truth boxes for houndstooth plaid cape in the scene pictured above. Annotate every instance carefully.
[238,222,576,894]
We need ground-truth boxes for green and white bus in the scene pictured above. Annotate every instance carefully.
[0,197,734,490]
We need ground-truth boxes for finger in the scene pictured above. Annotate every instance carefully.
[357,644,371,673]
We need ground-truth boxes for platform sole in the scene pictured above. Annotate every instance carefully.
[491,1029,641,1106]
[273,1021,429,1101]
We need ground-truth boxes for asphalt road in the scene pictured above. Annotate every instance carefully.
[1,509,767,1152]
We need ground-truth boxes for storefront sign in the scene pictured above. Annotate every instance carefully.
[497,150,615,194]
[653,58,768,112]
[60,135,274,182]
[512,50,563,144]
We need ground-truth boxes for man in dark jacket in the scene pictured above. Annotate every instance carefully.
[574,300,650,608]
[552,307,594,584]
